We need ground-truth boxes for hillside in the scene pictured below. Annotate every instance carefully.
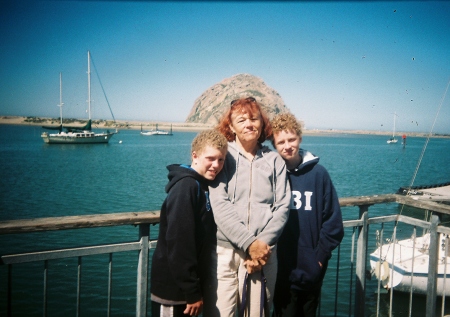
[186,73,290,125]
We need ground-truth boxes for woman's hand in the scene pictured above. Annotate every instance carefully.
[248,239,271,265]
[244,258,262,274]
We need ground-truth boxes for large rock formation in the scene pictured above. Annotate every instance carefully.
[186,73,290,125]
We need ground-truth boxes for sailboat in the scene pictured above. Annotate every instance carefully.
[41,51,116,144]
[369,231,450,296]
[370,183,450,296]
[140,123,173,136]
[369,183,450,296]
[387,112,398,144]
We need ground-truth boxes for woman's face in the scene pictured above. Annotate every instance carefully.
[229,110,262,144]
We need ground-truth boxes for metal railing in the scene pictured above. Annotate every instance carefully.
[1,195,449,317]
[336,194,450,317]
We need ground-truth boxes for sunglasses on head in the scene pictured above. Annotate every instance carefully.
[230,97,256,106]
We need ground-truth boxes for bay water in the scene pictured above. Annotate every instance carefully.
[1,124,449,316]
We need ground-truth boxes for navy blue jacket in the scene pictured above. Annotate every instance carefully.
[151,164,216,304]
[276,150,344,291]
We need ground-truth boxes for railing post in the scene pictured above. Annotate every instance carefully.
[7,264,12,317]
[355,205,369,317]
[136,224,150,317]
[426,214,440,317]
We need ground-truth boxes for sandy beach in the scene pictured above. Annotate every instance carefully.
[0,116,210,133]
[0,115,446,138]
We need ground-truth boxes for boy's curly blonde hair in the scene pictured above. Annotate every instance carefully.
[191,129,228,154]
[270,113,303,137]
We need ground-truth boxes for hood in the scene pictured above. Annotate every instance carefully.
[289,149,320,174]
[227,141,272,158]
[165,164,205,193]
[226,141,276,203]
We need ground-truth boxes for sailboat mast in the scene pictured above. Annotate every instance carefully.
[59,72,63,125]
[87,50,91,120]
[393,112,396,137]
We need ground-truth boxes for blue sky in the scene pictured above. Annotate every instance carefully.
[1,1,449,133]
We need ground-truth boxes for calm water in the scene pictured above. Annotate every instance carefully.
[1,125,449,316]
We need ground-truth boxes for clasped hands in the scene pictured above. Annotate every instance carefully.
[244,239,271,274]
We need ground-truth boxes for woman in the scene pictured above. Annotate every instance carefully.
[205,97,291,317]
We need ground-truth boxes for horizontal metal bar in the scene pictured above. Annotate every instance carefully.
[1,242,141,265]
[343,219,364,228]
[348,214,435,232]
[149,240,158,249]
[438,226,450,235]
[367,214,399,225]
[397,214,432,229]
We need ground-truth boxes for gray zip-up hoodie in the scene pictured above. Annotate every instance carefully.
[209,141,291,251]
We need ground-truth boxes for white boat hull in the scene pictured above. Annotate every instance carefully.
[140,131,171,136]
[41,131,115,144]
[140,123,172,136]
[387,139,398,144]
[370,233,450,296]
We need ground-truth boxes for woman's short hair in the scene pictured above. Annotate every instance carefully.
[216,97,272,143]
[191,129,228,154]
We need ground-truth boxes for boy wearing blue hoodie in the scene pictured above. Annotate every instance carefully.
[151,129,228,317]
[270,113,344,317]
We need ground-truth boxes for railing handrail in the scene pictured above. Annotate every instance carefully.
[0,210,161,235]
[2,194,449,236]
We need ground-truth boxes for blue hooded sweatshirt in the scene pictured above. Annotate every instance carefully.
[151,164,216,304]
[276,149,344,291]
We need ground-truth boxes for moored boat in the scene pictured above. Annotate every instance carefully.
[370,232,450,296]
[41,122,115,144]
[387,112,398,144]
[41,51,116,144]
[140,123,173,136]
[370,182,450,296]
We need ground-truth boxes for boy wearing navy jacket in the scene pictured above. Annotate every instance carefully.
[270,113,344,317]
[151,129,227,317]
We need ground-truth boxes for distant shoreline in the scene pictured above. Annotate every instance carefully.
[0,116,210,133]
[1,115,448,138]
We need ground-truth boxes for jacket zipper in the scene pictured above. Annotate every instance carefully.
[247,160,252,229]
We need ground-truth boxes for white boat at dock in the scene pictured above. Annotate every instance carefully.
[140,123,173,136]
[370,182,450,296]
[370,232,450,296]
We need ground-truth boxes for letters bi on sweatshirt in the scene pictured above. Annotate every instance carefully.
[277,149,344,291]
